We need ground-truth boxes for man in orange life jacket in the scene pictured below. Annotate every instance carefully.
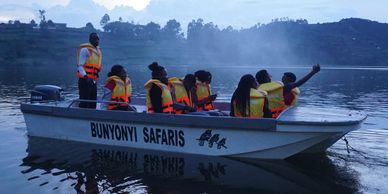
[256,64,320,117]
[76,33,102,109]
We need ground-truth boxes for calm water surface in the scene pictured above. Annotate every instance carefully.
[0,64,387,193]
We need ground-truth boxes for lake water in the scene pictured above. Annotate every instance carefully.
[0,64,387,193]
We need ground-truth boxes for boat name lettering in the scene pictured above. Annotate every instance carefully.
[90,122,138,142]
[143,127,185,147]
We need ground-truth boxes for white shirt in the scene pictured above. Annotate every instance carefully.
[78,48,90,77]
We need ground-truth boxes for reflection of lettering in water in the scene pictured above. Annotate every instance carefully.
[197,130,227,149]
[93,149,185,177]
[143,155,185,177]
[198,162,227,181]
[94,149,138,169]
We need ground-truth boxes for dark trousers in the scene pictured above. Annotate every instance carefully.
[78,78,97,109]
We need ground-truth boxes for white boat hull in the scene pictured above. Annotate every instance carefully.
[21,101,365,159]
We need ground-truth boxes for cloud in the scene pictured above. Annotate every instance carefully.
[0,4,37,23]
[92,0,150,10]
[0,0,70,8]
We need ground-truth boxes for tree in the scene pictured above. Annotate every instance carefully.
[100,14,110,27]
[47,20,55,27]
[161,19,183,40]
[39,10,46,23]
[85,22,95,31]
[187,18,204,42]
[30,20,37,27]
[119,17,123,22]
[145,22,161,41]
[38,10,48,29]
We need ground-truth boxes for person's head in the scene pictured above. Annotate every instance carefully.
[148,62,167,84]
[238,74,257,90]
[282,72,296,84]
[194,70,212,84]
[232,74,257,116]
[108,64,127,81]
[183,74,196,91]
[206,71,212,84]
[89,32,99,47]
[255,70,271,84]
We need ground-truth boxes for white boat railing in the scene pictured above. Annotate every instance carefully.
[67,99,132,108]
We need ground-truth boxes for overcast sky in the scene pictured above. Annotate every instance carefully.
[1,0,388,31]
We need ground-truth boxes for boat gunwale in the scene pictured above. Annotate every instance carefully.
[21,102,367,128]
[276,106,367,126]
[20,103,277,131]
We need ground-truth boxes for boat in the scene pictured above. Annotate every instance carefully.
[20,85,367,159]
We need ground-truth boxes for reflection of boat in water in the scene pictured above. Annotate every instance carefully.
[21,137,358,193]
[21,85,366,159]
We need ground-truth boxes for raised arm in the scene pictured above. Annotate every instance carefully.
[289,64,320,89]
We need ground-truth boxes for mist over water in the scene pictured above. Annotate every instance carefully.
[0,64,387,193]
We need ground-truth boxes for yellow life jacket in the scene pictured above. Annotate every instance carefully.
[233,89,267,118]
[76,43,102,80]
[196,80,215,111]
[290,87,300,106]
[169,79,192,114]
[144,79,173,113]
[259,81,286,118]
[106,76,132,110]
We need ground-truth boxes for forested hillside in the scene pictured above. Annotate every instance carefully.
[1,17,387,66]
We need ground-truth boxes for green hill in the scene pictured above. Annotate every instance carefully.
[1,18,388,66]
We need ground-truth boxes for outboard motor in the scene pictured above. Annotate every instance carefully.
[30,85,64,103]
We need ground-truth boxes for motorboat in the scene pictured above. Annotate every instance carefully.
[20,85,366,159]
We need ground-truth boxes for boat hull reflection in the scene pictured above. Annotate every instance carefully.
[21,137,358,193]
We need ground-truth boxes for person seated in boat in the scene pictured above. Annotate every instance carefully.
[281,64,320,106]
[169,74,198,114]
[101,64,136,111]
[194,70,229,116]
[255,64,320,118]
[144,62,174,113]
[230,74,272,118]
[194,70,217,111]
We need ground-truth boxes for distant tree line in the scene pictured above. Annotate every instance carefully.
[1,11,388,66]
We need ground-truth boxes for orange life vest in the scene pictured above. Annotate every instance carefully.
[144,79,173,113]
[169,79,193,114]
[232,89,267,118]
[76,43,102,80]
[259,81,286,118]
[106,76,132,110]
[196,81,215,111]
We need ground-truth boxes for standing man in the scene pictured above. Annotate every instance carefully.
[76,33,102,108]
